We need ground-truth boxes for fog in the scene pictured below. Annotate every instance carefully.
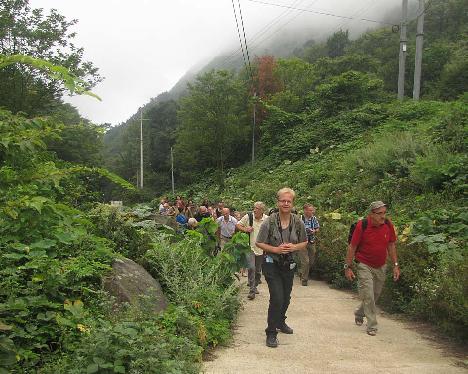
[29,0,407,125]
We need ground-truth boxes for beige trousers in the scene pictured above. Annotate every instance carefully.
[355,262,387,332]
[298,242,316,281]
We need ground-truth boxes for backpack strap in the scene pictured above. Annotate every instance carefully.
[248,211,253,227]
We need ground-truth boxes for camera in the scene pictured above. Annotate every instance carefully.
[278,253,296,270]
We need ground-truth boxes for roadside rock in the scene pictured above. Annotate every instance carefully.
[103,257,168,314]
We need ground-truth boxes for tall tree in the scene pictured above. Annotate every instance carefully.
[0,0,101,115]
[175,70,249,188]
[326,29,351,58]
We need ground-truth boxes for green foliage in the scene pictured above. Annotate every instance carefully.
[0,0,101,115]
[175,69,250,187]
[326,29,351,58]
[87,204,153,261]
[143,234,241,347]
[0,54,100,101]
[41,306,202,374]
[310,71,386,116]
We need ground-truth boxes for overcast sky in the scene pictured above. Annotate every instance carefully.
[30,0,403,126]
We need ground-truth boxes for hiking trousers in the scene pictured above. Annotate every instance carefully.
[247,252,262,293]
[262,260,294,336]
[355,262,387,332]
[298,242,316,281]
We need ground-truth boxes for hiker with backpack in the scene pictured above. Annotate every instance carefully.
[256,188,307,348]
[236,202,268,300]
[298,204,320,286]
[344,200,400,336]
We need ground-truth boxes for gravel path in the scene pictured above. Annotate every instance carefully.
[203,278,467,374]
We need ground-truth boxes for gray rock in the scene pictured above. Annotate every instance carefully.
[103,258,168,314]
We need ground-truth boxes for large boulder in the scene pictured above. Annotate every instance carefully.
[103,258,168,314]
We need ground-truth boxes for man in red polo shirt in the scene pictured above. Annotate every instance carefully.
[344,201,400,336]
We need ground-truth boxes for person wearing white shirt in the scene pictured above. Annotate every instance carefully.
[216,208,237,249]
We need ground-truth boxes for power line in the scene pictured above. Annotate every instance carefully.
[221,0,313,69]
[220,0,304,69]
[237,0,254,81]
[246,0,398,26]
[231,0,249,74]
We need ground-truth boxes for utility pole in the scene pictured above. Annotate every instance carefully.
[413,0,425,100]
[170,147,175,195]
[139,110,149,189]
[397,0,408,100]
[251,93,256,165]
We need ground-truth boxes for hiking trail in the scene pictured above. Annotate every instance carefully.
[203,278,467,374]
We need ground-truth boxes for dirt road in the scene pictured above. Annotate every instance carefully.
[203,278,466,374]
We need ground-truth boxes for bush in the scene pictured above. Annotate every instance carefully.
[41,306,202,374]
[143,235,242,348]
[87,204,153,261]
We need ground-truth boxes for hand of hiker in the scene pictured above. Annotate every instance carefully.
[393,265,400,281]
[279,243,295,253]
[345,268,355,281]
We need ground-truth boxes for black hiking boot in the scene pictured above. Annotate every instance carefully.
[266,335,278,348]
[277,322,293,334]
[247,291,255,300]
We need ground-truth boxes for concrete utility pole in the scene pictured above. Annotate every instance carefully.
[251,93,256,165]
[398,0,408,100]
[413,0,425,100]
[170,147,175,195]
[139,111,150,189]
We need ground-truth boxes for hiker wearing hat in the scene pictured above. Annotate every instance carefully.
[344,201,400,336]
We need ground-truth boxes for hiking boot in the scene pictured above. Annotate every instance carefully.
[366,329,377,336]
[266,335,278,348]
[277,323,293,334]
[301,279,308,286]
[254,288,259,294]
[355,315,364,326]
[247,291,255,300]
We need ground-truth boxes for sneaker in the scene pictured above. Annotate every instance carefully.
[247,292,255,300]
[277,323,293,334]
[266,335,278,348]
[301,280,308,286]
[366,329,377,336]
[355,315,364,326]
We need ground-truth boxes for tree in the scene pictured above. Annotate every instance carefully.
[0,0,101,115]
[326,29,351,58]
[175,70,249,188]
[311,71,386,116]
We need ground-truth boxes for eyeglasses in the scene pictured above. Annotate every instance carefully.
[278,200,292,205]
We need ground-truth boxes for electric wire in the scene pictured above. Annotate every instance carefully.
[220,0,304,69]
[242,0,320,57]
[237,0,254,82]
[231,0,249,74]
[246,0,397,26]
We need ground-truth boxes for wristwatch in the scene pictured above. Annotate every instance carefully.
[394,262,399,267]
[343,263,351,270]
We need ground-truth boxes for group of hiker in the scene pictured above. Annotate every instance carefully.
[158,188,400,348]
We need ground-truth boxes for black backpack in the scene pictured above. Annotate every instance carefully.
[348,218,389,244]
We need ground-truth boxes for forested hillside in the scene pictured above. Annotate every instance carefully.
[103,0,467,340]
[103,0,467,197]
